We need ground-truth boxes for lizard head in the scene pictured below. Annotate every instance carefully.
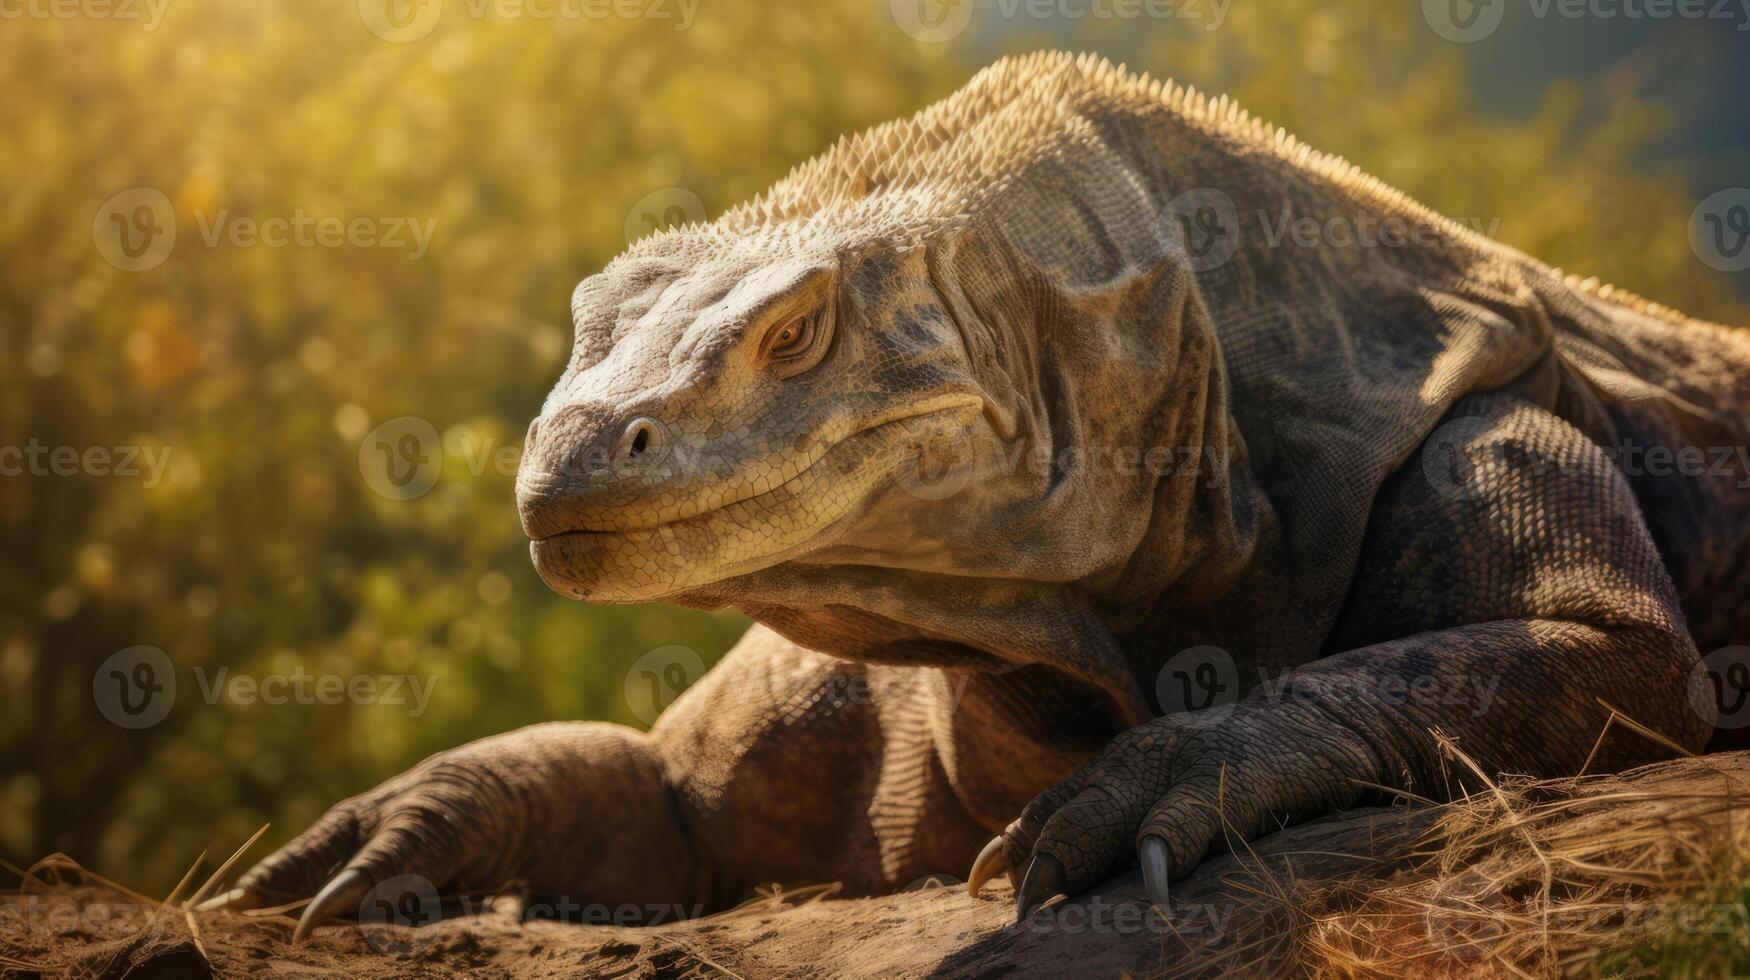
[517,232,998,605]
[516,53,1246,717]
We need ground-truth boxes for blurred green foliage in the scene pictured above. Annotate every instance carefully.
[0,0,1742,895]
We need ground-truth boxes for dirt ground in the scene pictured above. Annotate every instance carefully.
[6,751,1749,979]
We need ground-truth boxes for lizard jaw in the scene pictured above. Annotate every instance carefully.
[527,399,985,604]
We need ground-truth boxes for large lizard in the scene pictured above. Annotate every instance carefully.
[213,52,1750,942]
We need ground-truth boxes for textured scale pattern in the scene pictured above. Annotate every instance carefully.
[224,53,1750,946]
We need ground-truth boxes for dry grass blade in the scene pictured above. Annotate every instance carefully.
[148,847,209,930]
[1579,699,1696,777]
[242,897,312,917]
[183,907,210,962]
[1293,753,1750,977]
[186,823,270,909]
[1345,777,1440,807]
[15,854,161,908]
[648,935,747,979]
[0,857,43,888]
[718,881,843,921]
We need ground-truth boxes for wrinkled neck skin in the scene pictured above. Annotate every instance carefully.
[674,94,1534,739]
[675,138,1303,733]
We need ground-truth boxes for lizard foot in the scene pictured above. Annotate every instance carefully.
[202,722,698,942]
[985,703,1367,922]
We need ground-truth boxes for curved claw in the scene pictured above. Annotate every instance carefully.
[1139,835,1171,912]
[1014,853,1066,923]
[293,868,372,944]
[966,835,1011,899]
[193,887,262,914]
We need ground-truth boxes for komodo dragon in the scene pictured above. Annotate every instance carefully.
[211,52,1750,941]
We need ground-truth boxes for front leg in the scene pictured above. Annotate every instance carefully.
[977,392,1714,917]
[213,625,991,937]
[212,720,702,938]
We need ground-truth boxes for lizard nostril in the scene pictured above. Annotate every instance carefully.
[620,417,665,461]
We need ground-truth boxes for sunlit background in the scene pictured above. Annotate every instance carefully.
[3,0,1747,895]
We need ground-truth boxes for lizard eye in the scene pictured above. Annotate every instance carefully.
[756,297,835,379]
[761,314,814,363]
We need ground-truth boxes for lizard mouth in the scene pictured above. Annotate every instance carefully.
[527,398,985,603]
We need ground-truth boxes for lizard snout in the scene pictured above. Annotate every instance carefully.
[516,405,677,539]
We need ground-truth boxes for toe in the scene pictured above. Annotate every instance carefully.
[1028,775,1164,896]
[293,868,372,943]
[1014,853,1067,921]
[193,887,263,914]
[1136,781,1230,887]
[1139,835,1171,911]
[234,805,365,905]
[966,835,1010,899]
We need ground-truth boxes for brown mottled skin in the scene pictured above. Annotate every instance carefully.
[220,53,1750,936]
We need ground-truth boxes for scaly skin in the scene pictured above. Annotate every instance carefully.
[219,52,1750,941]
